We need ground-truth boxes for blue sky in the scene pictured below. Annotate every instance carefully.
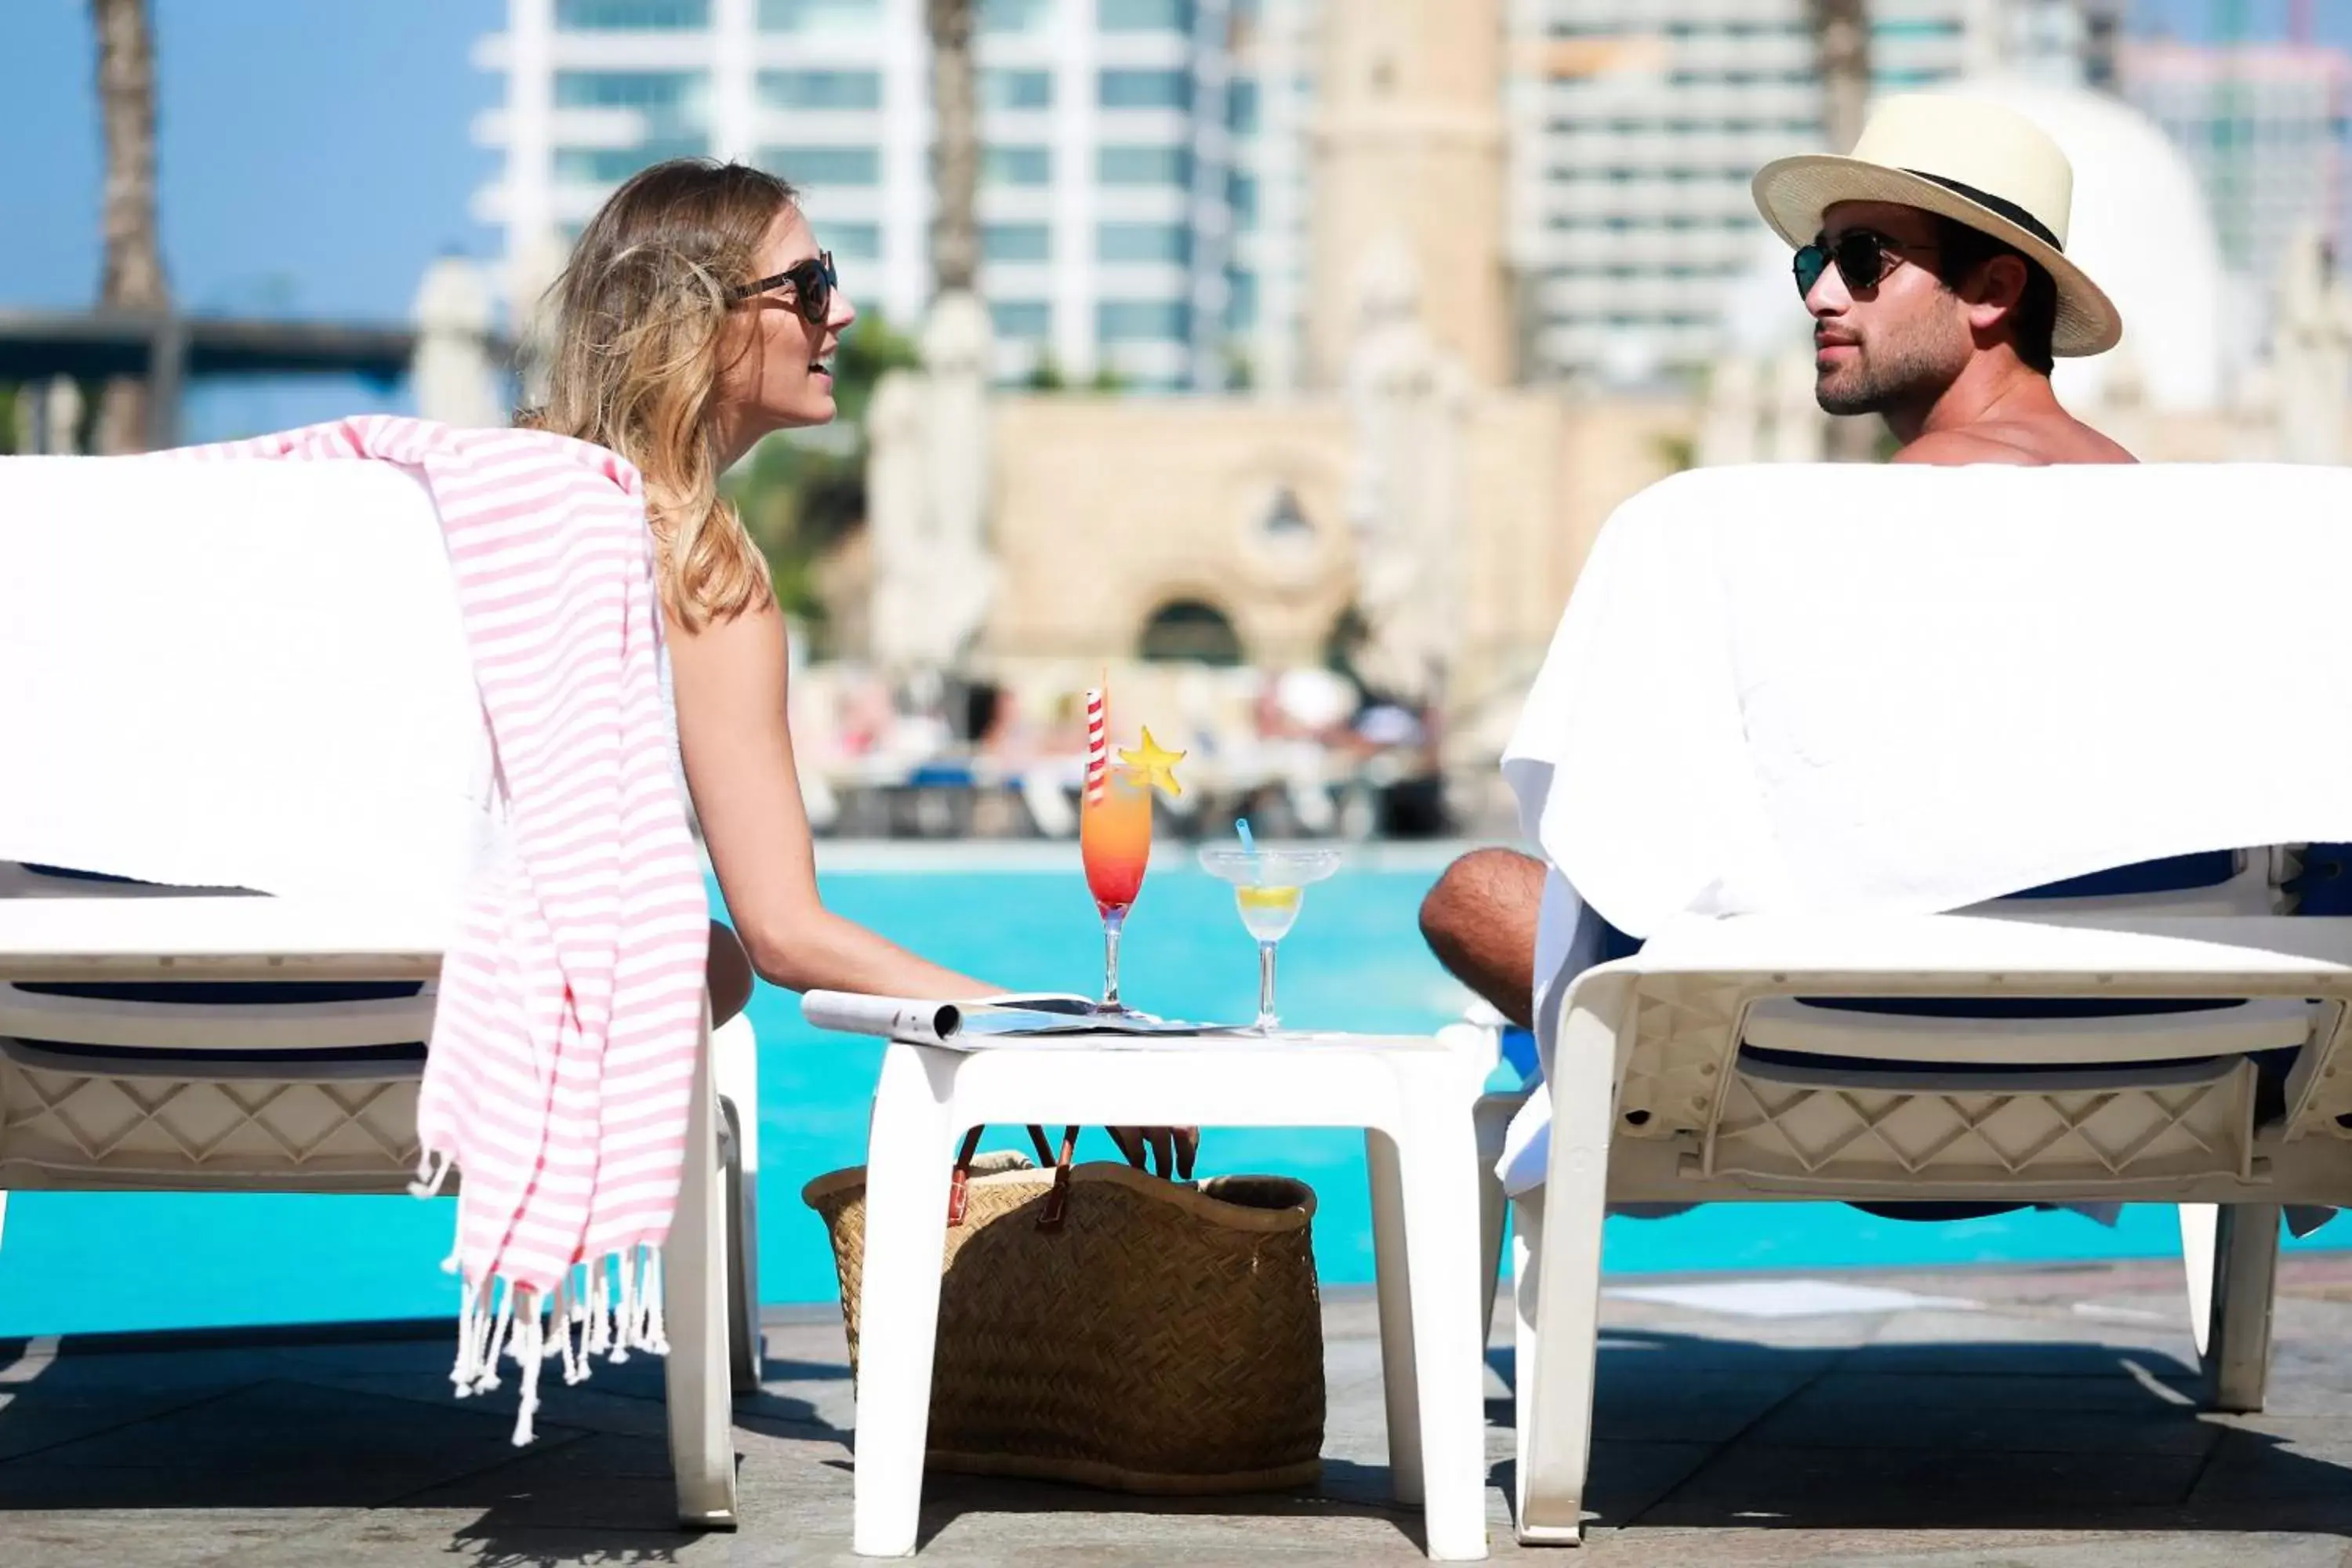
[2,0,500,436]
[0,1,2339,434]
[4,0,499,318]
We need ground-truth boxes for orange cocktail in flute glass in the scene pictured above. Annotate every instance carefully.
[1076,685,1182,1016]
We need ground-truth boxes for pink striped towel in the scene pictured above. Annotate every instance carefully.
[172,416,710,1442]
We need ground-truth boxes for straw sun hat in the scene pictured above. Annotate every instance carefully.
[1751,93,2124,358]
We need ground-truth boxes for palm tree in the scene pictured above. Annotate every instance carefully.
[1808,0,1870,160]
[927,0,979,296]
[91,0,169,454]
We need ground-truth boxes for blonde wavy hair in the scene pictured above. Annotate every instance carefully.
[524,159,792,632]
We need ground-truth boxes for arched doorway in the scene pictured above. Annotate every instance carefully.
[1138,598,1244,666]
[1322,604,1369,677]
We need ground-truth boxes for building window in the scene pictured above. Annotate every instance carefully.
[1263,488,1312,543]
[1139,600,1243,666]
[759,0,881,30]
[982,68,1053,111]
[763,145,882,184]
[1227,170,1258,229]
[554,142,706,182]
[981,0,1053,31]
[1226,267,1258,331]
[982,145,1053,184]
[1100,0,1193,31]
[554,71,709,136]
[557,0,709,27]
[822,221,882,260]
[1097,298,1192,340]
[1228,77,1261,136]
[983,223,1051,262]
[1098,222,1190,264]
[1099,69,1190,111]
[757,70,883,111]
[990,300,1052,338]
[1098,144,1192,185]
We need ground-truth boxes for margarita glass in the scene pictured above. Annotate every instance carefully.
[1080,765,1155,1014]
[1197,844,1346,1032]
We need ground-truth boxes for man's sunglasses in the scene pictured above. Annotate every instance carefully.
[729,251,836,322]
[1791,230,1929,299]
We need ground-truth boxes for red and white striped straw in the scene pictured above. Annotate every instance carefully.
[1083,687,1109,804]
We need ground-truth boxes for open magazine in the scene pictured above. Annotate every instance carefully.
[800,990,1245,1048]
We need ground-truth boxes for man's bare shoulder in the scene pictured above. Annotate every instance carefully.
[1892,430,2045,466]
[1893,420,2139,468]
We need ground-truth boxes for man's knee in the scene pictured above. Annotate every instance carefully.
[1419,847,1544,958]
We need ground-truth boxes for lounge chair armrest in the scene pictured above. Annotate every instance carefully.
[1616,914,2352,987]
[0,895,451,981]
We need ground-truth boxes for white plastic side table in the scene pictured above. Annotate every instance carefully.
[848,1024,1496,1561]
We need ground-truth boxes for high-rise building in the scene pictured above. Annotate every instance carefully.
[476,1,2138,393]
[2118,39,2352,307]
[473,0,1259,390]
[1502,0,2108,383]
[1223,0,1315,393]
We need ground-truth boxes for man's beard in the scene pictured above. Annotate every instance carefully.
[1815,320,1970,417]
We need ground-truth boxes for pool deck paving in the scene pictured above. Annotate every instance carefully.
[8,1254,2352,1566]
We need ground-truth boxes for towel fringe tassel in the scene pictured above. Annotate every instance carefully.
[441,1245,670,1438]
[408,1149,454,1200]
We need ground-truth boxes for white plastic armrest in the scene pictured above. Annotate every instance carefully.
[0,896,449,980]
[1624,915,2352,982]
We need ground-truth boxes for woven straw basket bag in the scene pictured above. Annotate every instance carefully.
[803,1125,1325,1495]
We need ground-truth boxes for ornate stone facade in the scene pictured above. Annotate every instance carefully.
[965,386,1691,743]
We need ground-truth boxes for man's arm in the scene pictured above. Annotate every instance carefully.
[1417,847,1548,1029]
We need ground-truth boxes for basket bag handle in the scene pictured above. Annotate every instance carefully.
[946,1122,1176,1232]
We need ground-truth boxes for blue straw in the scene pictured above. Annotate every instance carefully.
[1236,818,1255,851]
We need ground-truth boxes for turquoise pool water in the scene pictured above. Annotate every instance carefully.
[0,852,2341,1338]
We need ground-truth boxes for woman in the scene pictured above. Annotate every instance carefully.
[528,158,986,1018]
[532,160,1188,1174]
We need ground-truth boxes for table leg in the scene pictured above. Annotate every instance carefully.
[1367,1127,1424,1506]
[1395,1084,1490,1561]
[851,1044,957,1557]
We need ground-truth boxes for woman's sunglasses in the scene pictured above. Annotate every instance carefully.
[730,251,837,323]
[1791,230,1927,299]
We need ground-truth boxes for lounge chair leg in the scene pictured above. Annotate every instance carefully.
[2180,1203,2219,1357]
[1366,1127,1424,1508]
[667,1004,740,1530]
[721,1098,764,1395]
[712,1014,764,1395]
[851,1044,958,1558]
[1394,1069,1493,1561]
[1515,989,1623,1547]
[1508,1190,1548,1540]
[1473,1094,1520,1346]
[2200,1203,2281,1414]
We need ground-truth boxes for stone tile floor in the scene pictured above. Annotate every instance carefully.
[8,1256,2352,1566]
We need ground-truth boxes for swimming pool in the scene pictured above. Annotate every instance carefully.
[0,848,2341,1338]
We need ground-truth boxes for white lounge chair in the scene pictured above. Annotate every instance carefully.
[1479,458,2352,1545]
[0,456,760,1528]
[1508,908,2352,1543]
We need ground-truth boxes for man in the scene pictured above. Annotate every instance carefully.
[1425,93,2130,1030]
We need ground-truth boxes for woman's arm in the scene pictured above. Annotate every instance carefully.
[668,597,989,1000]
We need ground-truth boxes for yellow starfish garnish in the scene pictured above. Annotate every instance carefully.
[1116,726,1187,799]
